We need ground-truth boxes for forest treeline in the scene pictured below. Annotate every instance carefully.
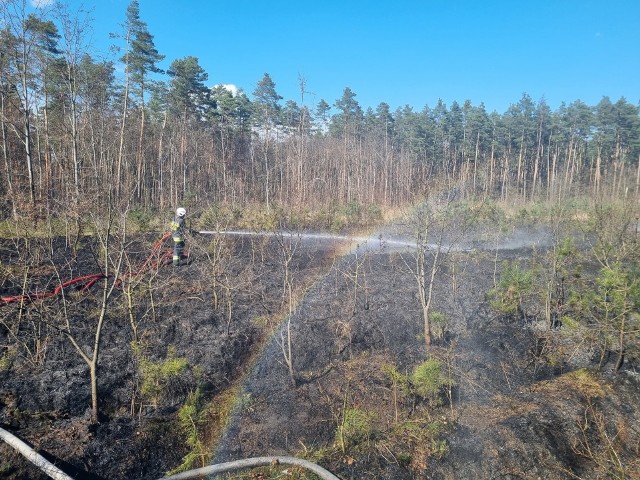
[2,0,640,223]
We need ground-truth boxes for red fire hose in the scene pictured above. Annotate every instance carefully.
[0,232,175,307]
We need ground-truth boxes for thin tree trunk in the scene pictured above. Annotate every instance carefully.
[157,111,167,210]
[23,110,36,207]
[116,27,132,200]
[116,83,129,199]
[136,85,146,203]
[635,154,640,199]
[1,96,17,219]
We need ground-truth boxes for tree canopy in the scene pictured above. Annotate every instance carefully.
[0,0,638,219]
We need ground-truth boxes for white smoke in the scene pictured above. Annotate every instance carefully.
[218,84,238,96]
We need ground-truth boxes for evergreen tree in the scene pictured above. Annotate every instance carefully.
[331,86,363,138]
[252,73,282,208]
[252,72,282,131]
[282,99,301,133]
[124,0,164,102]
[167,56,211,119]
[314,98,331,134]
[121,0,165,202]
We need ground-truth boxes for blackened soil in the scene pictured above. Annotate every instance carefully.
[1,230,639,480]
[210,240,640,479]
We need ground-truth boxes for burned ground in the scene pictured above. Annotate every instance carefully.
[1,226,639,479]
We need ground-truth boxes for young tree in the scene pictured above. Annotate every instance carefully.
[273,231,302,386]
[252,72,282,209]
[54,206,129,423]
[407,197,471,348]
[566,200,640,371]
[414,215,441,348]
[567,260,640,373]
[124,0,164,203]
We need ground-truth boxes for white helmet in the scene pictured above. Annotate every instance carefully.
[176,207,186,217]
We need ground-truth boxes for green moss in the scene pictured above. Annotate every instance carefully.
[136,345,188,407]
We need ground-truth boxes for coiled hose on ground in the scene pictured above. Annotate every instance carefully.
[1,426,340,480]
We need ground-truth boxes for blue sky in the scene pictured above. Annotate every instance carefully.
[32,0,640,114]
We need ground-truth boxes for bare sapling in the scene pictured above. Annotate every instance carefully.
[0,239,53,367]
[201,231,232,310]
[277,315,297,387]
[341,246,370,315]
[55,207,128,423]
[274,230,302,386]
[200,228,255,336]
[274,230,301,314]
[121,248,162,343]
[406,193,475,348]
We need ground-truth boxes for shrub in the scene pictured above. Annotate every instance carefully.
[430,311,447,340]
[489,261,533,317]
[411,359,450,406]
[136,345,188,407]
[128,208,154,232]
[168,387,209,474]
[335,407,374,453]
[199,204,234,229]
[345,200,362,224]
[365,204,383,225]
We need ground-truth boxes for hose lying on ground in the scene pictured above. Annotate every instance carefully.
[0,427,74,480]
[0,232,174,307]
[158,456,341,480]
[0,428,340,480]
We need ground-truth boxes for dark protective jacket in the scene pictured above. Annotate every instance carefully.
[171,215,186,241]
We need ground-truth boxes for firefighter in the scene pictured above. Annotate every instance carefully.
[171,207,188,266]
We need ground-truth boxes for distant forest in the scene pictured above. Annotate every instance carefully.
[2,0,639,221]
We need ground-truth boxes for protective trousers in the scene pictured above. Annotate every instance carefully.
[173,234,184,266]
